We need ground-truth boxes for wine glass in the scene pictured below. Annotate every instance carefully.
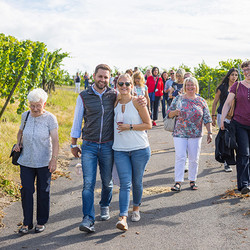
[116,111,124,135]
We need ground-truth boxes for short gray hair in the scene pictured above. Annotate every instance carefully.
[27,88,48,103]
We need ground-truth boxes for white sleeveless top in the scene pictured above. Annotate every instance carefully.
[112,100,149,151]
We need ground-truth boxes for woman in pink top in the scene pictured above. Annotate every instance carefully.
[221,60,250,194]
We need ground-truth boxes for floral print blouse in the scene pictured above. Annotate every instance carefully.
[167,95,212,138]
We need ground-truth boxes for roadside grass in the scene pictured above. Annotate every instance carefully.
[0,88,78,199]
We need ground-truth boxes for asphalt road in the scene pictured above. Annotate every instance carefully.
[0,118,249,250]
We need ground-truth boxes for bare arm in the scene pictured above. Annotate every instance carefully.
[13,129,23,152]
[205,123,212,144]
[48,128,59,173]
[211,90,221,127]
[144,90,151,114]
[220,92,235,130]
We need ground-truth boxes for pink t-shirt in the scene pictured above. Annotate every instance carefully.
[230,81,250,126]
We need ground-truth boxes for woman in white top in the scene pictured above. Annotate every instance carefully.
[14,88,59,234]
[112,73,152,231]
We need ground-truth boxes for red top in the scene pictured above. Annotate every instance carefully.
[231,81,250,126]
[146,76,164,96]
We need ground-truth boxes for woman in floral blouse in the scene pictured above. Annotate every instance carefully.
[167,77,212,191]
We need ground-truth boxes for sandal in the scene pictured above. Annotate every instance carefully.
[190,181,198,190]
[171,183,181,192]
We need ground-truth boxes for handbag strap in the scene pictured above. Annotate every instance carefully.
[18,111,30,145]
[23,111,30,130]
[235,81,240,99]
[153,77,159,93]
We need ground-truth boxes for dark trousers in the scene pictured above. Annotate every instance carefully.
[150,96,161,121]
[20,166,51,226]
[161,95,167,118]
[234,121,250,191]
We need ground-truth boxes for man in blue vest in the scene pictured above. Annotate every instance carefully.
[71,64,116,233]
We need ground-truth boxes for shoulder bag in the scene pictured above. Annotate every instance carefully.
[10,111,30,165]
[163,96,182,132]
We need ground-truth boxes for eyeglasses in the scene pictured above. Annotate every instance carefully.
[242,68,250,73]
[30,104,43,109]
[118,82,131,87]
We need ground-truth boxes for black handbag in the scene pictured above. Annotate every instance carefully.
[10,111,30,165]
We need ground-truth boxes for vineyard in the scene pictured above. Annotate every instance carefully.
[0,33,70,118]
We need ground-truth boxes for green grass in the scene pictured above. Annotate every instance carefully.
[0,88,79,197]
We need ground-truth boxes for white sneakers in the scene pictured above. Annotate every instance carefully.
[131,211,140,222]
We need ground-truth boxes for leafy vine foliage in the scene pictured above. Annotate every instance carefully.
[0,33,69,115]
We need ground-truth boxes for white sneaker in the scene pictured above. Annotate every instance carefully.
[131,211,140,222]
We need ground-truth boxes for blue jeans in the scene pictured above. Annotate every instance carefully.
[161,95,166,118]
[150,96,161,121]
[81,140,113,221]
[20,166,51,226]
[114,147,151,217]
[234,120,250,191]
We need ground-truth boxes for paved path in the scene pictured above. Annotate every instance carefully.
[0,119,249,250]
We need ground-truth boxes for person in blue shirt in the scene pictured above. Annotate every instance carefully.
[71,64,116,233]
[164,70,176,109]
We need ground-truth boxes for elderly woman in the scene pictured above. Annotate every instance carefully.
[113,73,152,231]
[221,61,250,194]
[167,77,212,191]
[14,88,59,234]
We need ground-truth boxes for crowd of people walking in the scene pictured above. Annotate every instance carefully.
[14,61,250,235]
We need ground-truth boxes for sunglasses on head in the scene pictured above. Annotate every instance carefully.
[118,82,131,87]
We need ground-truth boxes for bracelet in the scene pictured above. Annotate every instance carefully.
[52,155,58,160]
[208,132,212,135]
[212,115,217,117]
[70,144,78,148]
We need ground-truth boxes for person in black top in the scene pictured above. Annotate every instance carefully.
[212,68,238,172]
[169,68,185,99]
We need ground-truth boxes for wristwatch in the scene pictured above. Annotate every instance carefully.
[70,144,78,148]
[130,124,133,130]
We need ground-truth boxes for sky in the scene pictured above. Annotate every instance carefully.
[0,0,249,75]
